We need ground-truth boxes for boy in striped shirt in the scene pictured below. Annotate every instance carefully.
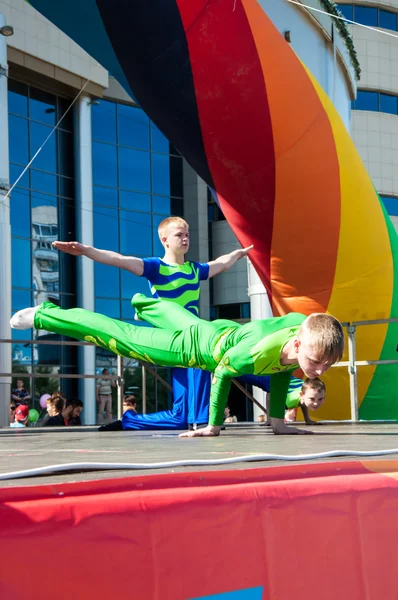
[53,217,251,429]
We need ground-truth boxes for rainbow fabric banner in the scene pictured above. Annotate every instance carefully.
[27,0,398,418]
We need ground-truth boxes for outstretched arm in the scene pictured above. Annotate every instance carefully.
[208,245,253,278]
[52,241,144,276]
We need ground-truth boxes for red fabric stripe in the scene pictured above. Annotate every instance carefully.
[176,0,276,295]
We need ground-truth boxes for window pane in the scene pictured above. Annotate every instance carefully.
[59,176,74,199]
[354,6,378,26]
[120,210,151,255]
[152,153,170,195]
[31,170,58,195]
[58,130,74,177]
[93,206,119,252]
[152,196,170,215]
[119,190,151,212]
[170,156,183,197]
[30,122,57,173]
[11,189,30,238]
[12,288,32,312]
[355,90,378,111]
[118,147,150,192]
[379,10,397,31]
[121,271,151,300]
[337,4,353,21]
[93,185,118,207]
[118,105,150,150]
[12,238,31,287]
[95,298,120,319]
[151,123,170,154]
[32,237,59,301]
[170,197,184,217]
[380,195,398,216]
[152,214,165,257]
[380,93,398,115]
[94,263,120,298]
[92,142,118,187]
[9,115,29,165]
[92,100,117,144]
[241,303,251,319]
[29,88,56,126]
[57,97,73,132]
[10,164,30,189]
[8,80,28,117]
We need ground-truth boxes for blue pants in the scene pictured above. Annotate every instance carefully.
[122,367,210,430]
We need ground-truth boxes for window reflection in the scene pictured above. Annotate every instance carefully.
[92,100,117,143]
[10,164,30,188]
[31,170,58,195]
[29,88,57,126]
[152,153,170,196]
[31,201,59,305]
[8,80,28,117]
[95,298,121,319]
[11,189,31,238]
[118,147,151,192]
[93,206,119,251]
[94,263,120,298]
[94,185,118,207]
[118,104,150,150]
[120,210,152,256]
[30,122,57,173]
[152,196,170,215]
[9,115,29,165]
[151,124,170,154]
[12,238,31,287]
[92,142,118,187]
[152,215,165,257]
[121,271,151,300]
[119,190,151,212]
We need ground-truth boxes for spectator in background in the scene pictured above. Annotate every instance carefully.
[10,404,29,428]
[10,403,16,424]
[42,392,66,425]
[45,398,83,427]
[11,379,31,405]
[123,394,138,414]
[224,405,238,424]
[96,368,116,425]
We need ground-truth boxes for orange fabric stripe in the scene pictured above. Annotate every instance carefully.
[241,0,341,315]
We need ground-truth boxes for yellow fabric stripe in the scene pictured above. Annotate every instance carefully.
[301,62,393,410]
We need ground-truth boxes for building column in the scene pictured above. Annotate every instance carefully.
[247,260,273,422]
[0,14,11,427]
[182,160,210,319]
[74,94,96,424]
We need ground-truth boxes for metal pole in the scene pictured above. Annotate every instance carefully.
[0,14,11,427]
[142,364,147,414]
[347,325,359,421]
[74,94,96,424]
[117,355,123,420]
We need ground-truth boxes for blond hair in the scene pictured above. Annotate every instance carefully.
[299,313,344,364]
[158,217,189,241]
[301,377,326,396]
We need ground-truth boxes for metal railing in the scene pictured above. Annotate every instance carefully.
[1,315,398,422]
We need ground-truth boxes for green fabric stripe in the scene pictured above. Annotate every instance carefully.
[359,195,398,419]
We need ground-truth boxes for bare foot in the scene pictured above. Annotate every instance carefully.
[179,425,221,438]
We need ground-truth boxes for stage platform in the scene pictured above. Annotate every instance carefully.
[3,423,398,599]
[1,421,398,486]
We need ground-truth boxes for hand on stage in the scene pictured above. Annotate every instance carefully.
[270,417,313,435]
[179,425,221,438]
[53,241,86,256]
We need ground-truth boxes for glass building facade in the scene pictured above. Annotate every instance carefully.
[9,79,78,404]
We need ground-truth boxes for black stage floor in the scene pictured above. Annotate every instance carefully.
[1,422,398,488]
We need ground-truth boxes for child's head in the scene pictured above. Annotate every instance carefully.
[123,394,137,413]
[47,391,65,417]
[158,217,189,255]
[294,313,344,378]
[300,377,326,411]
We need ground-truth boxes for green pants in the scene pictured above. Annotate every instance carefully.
[34,299,237,425]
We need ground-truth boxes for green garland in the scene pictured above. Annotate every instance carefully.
[316,0,361,80]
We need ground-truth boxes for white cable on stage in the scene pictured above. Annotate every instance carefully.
[1,447,398,480]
